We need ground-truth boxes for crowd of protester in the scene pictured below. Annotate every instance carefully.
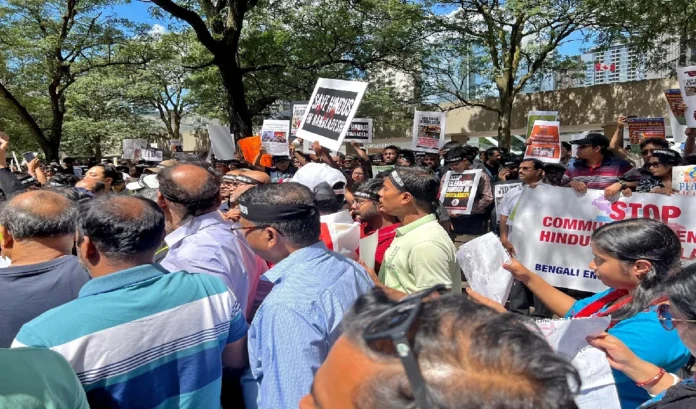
[1,119,696,409]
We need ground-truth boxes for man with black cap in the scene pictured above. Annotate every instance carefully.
[375,167,461,298]
[563,133,632,192]
[237,182,372,409]
[253,147,297,183]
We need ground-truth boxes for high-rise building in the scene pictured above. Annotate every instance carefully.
[579,43,678,86]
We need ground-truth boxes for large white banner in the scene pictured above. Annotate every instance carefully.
[509,185,696,293]
[297,78,368,151]
[411,111,446,153]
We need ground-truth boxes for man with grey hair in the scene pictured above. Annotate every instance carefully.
[0,190,90,347]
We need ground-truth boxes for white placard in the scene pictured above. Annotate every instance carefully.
[677,66,696,127]
[142,148,163,162]
[207,124,236,160]
[296,78,369,151]
[456,232,513,304]
[122,139,147,161]
[344,118,373,143]
[411,111,446,153]
[260,120,291,156]
[494,181,523,222]
[359,232,379,270]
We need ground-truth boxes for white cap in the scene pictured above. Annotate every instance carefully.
[291,163,347,195]
[126,174,159,191]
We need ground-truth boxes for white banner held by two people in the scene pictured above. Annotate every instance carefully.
[509,185,696,293]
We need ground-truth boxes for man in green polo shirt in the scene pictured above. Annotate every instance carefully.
[374,167,461,298]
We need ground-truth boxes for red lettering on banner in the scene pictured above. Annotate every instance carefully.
[610,202,627,220]
[540,230,552,241]
[682,248,696,260]
[678,230,696,244]
[538,230,591,246]
[662,206,681,224]
[644,204,660,220]
[628,203,642,218]
[542,217,552,227]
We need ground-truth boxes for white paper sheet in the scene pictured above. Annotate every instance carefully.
[0,256,10,268]
[536,317,620,409]
[359,232,379,270]
[456,232,513,304]
[207,124,236,160]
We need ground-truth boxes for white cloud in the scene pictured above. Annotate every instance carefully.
[148,24,167,36]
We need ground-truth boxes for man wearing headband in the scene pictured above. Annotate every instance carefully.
[351,178,400,272]
[237,183,373,409]
[221,170,270,223]
[374,167,461,298]
[156,163,265,314]
[443,146,494,241]
[220,170,243,212]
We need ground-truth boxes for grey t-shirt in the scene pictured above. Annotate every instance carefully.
[0,256,90,347]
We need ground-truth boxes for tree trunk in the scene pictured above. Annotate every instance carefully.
[46,86,66,161]
[497,96,514,150]
[173,112,181,139]
[218,58,253,139]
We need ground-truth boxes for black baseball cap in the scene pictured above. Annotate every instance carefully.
[570,133,609,148]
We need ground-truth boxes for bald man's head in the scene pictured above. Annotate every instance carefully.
[0,190,77,240]
[243,170,271,185]
[230,170,270,202]
[158,163,221,217]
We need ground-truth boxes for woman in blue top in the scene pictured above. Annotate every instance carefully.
[589,262,696,409]
[502,218,691,409]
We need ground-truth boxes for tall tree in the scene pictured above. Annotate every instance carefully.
[0,0,149,159]
[149,0,428,139]
[422,0,600,149]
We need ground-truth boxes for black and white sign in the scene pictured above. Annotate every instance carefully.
[297,78,368,151]
[344,118,373,143]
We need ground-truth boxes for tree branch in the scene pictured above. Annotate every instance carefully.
[149,0,220,54]
[0,81,49,146]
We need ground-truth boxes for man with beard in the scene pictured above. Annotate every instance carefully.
[351,178,400,272]
[0,190,90,348]
[13,195,249,409]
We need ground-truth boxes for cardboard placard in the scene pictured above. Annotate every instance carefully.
[296,78,368,151]
[438,170,482,215]
[260,120,290,156]
[411,111,446,153]
[524,120,562,163]
[677,66,696,127]
[526,111,558,139]
[344,118,373,143]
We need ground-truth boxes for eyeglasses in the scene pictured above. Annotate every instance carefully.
[657,304,696,331]
[230,224,279,236]
[647,162,664,169]
[362,284,447,409]
[353,198,372,207]
[641,149,655,156]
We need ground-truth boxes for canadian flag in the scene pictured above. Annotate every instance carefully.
[320,209,360,260]
[595,63,616,72]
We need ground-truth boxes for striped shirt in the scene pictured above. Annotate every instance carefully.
[561,156,632,190]
[12,264,248,409]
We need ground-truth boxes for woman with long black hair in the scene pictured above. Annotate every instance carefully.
[500,218,691,408]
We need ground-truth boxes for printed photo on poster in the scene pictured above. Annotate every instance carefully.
[412,111,446,153]
[677,66,696,127]
[122,139,147,161]
[296,78,368,151]
[371,164,395,177]
[524,120,561,163]
[142,148,163,162]
[344,118,373,143]
[260,120,291,156]
[626,117,665,149]
[665,89,687,126]
[290,102,308,140]
[169,139,183,152]
[438,170,482,215]
[526,111,558,139]
[673,165,696,195]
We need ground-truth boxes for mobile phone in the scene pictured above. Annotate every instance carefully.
[22,152,36,162]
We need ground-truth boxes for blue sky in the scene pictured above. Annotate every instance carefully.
[112,1,590,56]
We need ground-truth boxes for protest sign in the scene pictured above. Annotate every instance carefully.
[297,78,368,151]
[665,89,687,126]
[673,166,696,195]
[290,102,308,140]
[207,124,236,160]
[359,232,379,270]
[526,111,558,139]
[169,139,183,152]
[122,139,147,161]
[260,120,290,156]
[626,117,665,151]
[439,170,482,215]
[411,111,446,153]
[536,317,620,409]
[371,164,395,177]
[456,233,513,304]
[344,118,373,143]
[238,136,272,168]
[524,120,561,163]
[494,181,523,222]
[509,185,696,292]
[142,148,163,162]
[677,66,696,127]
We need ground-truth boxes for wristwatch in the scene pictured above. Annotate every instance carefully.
[619,180,627,189]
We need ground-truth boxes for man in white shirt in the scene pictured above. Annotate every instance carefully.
[499,159,544,257]
[156,163,266,314]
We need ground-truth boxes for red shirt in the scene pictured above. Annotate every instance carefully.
[360,222,400,272]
